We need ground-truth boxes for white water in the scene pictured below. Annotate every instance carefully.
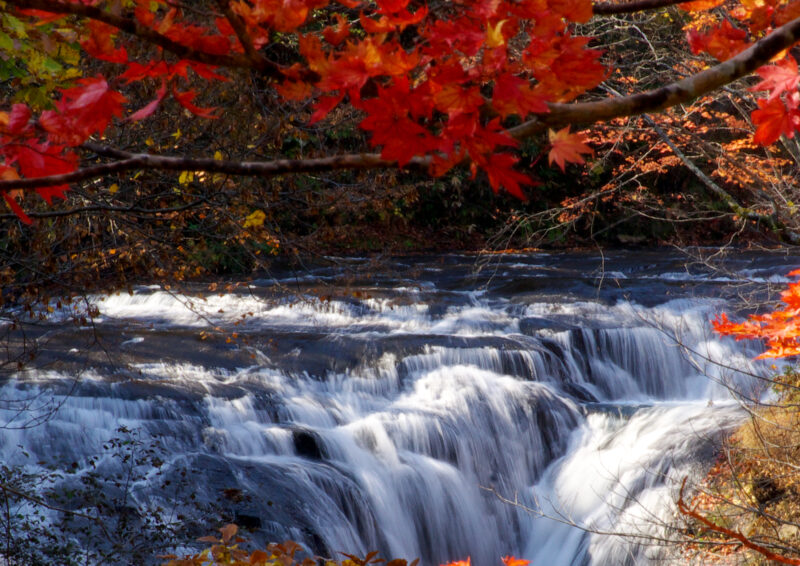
[0,254,771,565]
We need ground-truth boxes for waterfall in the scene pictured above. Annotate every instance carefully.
[0,253,769,565]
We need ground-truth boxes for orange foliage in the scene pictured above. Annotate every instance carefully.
[548,127,595,172]
[714,271,800,359]
[3,0,800,237]
[0,0,607,221]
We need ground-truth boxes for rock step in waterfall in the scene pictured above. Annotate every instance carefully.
[0,252,773,565]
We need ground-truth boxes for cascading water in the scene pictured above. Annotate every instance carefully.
[0,251,781,565]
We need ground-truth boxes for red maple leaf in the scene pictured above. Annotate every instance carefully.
[189,63,228,81]
[548,0,593,22]
[121,61,171,83]
[275,79,313,101]
[6,104,31,135]
[323,56,376,92]
[750,57,800,101]
[481,152,534,200]
[309,93,345,123]
[172,88,219,119]
[2,191,32,225]
[16,8,63,23]
[232,0,311,32]
[38,77,126,144]
[360,84,436,165]
[127,82,168,121]
[751,96,800,145]
[548,126,594,171]
[13,143,74,181]
[433,84,484,116]
[4,142,77,206]
[679,0,724,11]
[81,20,128,64]
[323,13,350,45]
[425,17,485,56]
[687,20,747,61]
[492,73,549,118]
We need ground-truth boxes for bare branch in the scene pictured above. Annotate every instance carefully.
[678,478,800,565]
[510,15,800,138]
[0,482,111,538]
[593,0,686,15]
[0,143,431,191]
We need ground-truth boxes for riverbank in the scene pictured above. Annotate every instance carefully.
[678,366,800,565]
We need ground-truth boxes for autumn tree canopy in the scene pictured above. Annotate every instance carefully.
[2,0,800,225]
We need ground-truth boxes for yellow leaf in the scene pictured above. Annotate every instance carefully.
[179,171,194,184]
[108,183,119,194]
[486,20,507,48]
[145,137,154,147]
[63,68,83,79]
[243,209,266,229]
[171,128,181,140]
[214,150,223,160]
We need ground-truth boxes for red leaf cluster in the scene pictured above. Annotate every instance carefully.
[3,0,800,223]
[683,0,800,148]
[714,271,800,359]
[269,0,604,197]
[0,0,608,220]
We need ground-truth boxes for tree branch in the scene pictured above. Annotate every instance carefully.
[0,143,431,191]
[593,0,687,15]
[509,15,800,138]
[2,16,799,192]
[214,0,265,68]
[644,114,800,242]
[678,478,800,565]
[4,0,283,77]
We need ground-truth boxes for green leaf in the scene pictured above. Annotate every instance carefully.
[0,30,13,53]
[2,13,27,38]
[57,43,81,66]
[14,85,52,109]
[41,55,63,75]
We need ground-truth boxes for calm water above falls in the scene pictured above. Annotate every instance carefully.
[0,251,787,565]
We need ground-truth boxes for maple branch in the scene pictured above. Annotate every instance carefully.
[214,0,268,69]
[592,0,687,15]
[4,0,283,78]
[0,201,208,219]
[0,143,432,192]
[3,13,800,193]
[678,478,800,565]
[510,15,800,138]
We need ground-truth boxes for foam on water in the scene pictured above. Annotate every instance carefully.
[0,253,776,565]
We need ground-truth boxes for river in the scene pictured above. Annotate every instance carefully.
[0,250,789,565]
